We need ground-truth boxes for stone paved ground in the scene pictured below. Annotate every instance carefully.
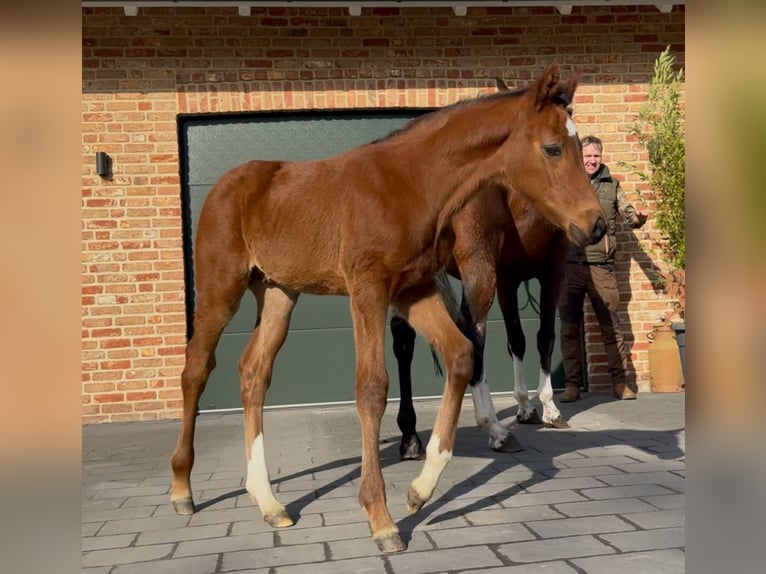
[82,391,685,573]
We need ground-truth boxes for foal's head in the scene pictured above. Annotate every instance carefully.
[492,66,606,247]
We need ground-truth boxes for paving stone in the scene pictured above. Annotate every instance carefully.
[230,513,324,536]
[82,544,174,567]
[98,514,191,535]
[327,532,433,560]
[274,556,387,574]
[387,545,504,573]
[111,554,219,574]
[82,533,136,551]
[641,493,685,510]
[572,549,685,574]
[580,484,676,500]
[614,461,686,473]
[174,532,274,557]
[600,526,685,552]
[554,498,656,517]
[526,515,636,538]
[221,543,326,571]
[83,506,155,523]
[622,508,685,529]
[136,523,229,545]
[276,521,371,545]
[457,562,578,574]
[465,504,565,526]
[121,494,174,508]
[561,456,639,468]
[598,471,683,487]
[187,505,266,527]
[82,522,104,537]
[524,477,608,492]
[428,522,535,547]
[542,465,625,479]
[500,489,589,508]
[496,534,615,563]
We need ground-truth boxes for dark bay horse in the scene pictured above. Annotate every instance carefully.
[169,65,606,554]
[393,80,575,460]
[392,187,570,459]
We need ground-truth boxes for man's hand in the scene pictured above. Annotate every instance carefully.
[633,205,648,228]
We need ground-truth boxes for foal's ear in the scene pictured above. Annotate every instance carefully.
[495,77,509,92]
[531,63,562,111]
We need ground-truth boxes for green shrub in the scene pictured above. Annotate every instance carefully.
[627,46,686,272]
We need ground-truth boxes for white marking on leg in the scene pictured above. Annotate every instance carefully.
[512,355,535,420]
[410,433,451,502]
[471,378,510,449]
[246,434,284,518]
[537,368,562,424]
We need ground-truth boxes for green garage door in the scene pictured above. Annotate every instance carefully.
[180,110,564,411]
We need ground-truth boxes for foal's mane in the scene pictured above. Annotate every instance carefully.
[373,77,574,145]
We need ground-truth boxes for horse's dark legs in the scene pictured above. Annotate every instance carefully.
[239,283,297,528]
[535,274,568,428]
[391,316,425,460]
[349,286,403,553]
[169,260,250,515]
[459,272,523,453]
[496,276,542,425]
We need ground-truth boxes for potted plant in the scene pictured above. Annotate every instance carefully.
[623,47,686,389]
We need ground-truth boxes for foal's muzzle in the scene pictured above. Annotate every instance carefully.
[568,215,606,247]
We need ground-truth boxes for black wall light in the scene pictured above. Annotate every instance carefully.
[96,151,112,178]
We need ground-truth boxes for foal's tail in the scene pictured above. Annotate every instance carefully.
[430,270,463,377]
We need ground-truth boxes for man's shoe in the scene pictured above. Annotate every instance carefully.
[613,383,637,400]
[559,385,580,402]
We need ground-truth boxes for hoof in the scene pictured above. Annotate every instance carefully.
[171,497,195,515]
[374,532,406,553]
[517,408,543,425]
[264,509,294,528]
[491,432,524,453]
[399,434,425,461]
[544,415,570,429]
[406,486,427,514]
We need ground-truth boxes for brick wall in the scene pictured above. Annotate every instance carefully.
[81,5,686,423]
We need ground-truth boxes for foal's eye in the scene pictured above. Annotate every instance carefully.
[543,144,562,157]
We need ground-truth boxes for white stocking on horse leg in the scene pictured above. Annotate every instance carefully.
[471,379,523,452]
[512,355,538,422]
[246,434,292,527]
[408,432,451,510]
[537,368,569,429]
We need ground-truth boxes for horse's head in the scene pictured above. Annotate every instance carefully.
[494,65,606,247]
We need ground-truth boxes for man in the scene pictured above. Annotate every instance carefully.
[558,135,648,402]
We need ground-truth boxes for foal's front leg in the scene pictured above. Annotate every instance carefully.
[239,285,297,528]
[393,288,475,514]
[350,288,403,553]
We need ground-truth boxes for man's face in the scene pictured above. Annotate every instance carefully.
[582,143,602,178]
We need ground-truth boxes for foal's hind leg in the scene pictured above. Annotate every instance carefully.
[393,288,474,515]
[169,259,250,515]
[391,316,425,460]
[239,283,298,528]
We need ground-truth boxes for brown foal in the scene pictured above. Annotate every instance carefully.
[169,64,605,554]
